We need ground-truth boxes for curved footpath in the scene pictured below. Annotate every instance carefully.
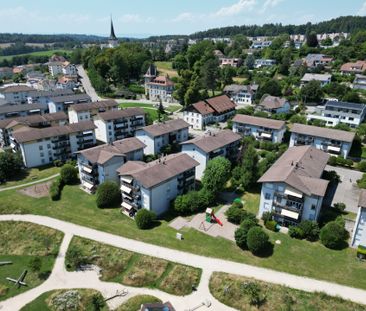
[0,174,60,192]
[0,215,366,310]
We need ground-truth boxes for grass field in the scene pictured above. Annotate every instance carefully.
[155,61,178,78]
[0,165,60,188]
[66,236,201,296]
[117,295,161,311]
[0,222,63,301]
[0,49,72,62]
[21,289,107,311]
[210,272,366,311]
[0,186,365,290]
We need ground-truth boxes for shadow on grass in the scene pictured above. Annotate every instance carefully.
[253,242,274,258]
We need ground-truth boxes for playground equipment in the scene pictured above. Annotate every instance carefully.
[6,270,28,288]
[0,261,12,266]
[205,208,223,226]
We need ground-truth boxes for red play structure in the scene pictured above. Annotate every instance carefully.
[205,208,223,226]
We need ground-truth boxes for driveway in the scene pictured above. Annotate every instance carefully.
[77,65,100,102]
[325,165,363,213]
[0,214,366,311]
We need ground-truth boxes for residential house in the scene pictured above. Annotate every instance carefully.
[351,190,366,248]
[306,100,366,128]
[47,61,77,77]
[94,108,145,143]
[56,76,78,90]
[254,59,276,68]
[145,75,175,103]
[135,119,189,155]
[258,95,291,114]
[223,84,258,105]
[181,130,241,180]
[258,146,330,226]
[68,100,119,123]
[48,93,91,113]
[77,137,145,193]
[340,61,366,75]
[301,73,331,87]
[304,54,333,68]
[0,112,68,147]
[232,114,286,143]
[353,74,366,90]
[118,153,198,216]
[220,57,242,68]
[0,103,48,120]
[251,41,272,49]
[11,121,96,168]
[289,123,355,158]
[183,95,236,130]
[26,72,45,89]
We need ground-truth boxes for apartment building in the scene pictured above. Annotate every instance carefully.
[77,137,146,193]
[135,119,189,155]
[181,130,241,180]
[118,153,199,216]
[258,146,330,226]
[0,85,34,104]
[352,190,366,248]
[232,114,286,143]
[68,100,119,123]
[289,123,355,158]
[94,108,145,143]
[47,61,77,77]
[11,121,96,168]
[145,76,175,103]
[48,93,91,113]
[0,103,48,120]
[183,95,236,130]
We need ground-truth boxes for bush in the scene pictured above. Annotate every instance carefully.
[298,220,320,241]
[334,202,346,212]
[96,181,121,209]
[358,161,366,172]
[28,257,42,272]
[234,218,258,249]
[261,211,273,224]
[60,164,78,185]
[241,281,263,306]
[328,156,337,166]
[247,227,270,255]
[226,206,247,225]
[50,177,63,201]
[232,201,243,209]
[135,209,156,229]
[264,220,277,232]
[173,189,213,215]
[53,159,63,167]
[288,226,304,239]
[320,221,348,249]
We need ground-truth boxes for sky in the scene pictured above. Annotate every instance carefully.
[0,0,366,38]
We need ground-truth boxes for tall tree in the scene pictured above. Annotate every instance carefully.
[306,31,319,48]
[202,156,231,195]
[201,57,220,95]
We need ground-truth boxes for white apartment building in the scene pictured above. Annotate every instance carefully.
[135,119,189,155]
[11,121,96,168]
[118,153,199,216]
[145,76,175,103]
[0,103,49,120]
[232,114,286,143]
[289,123,355,158]
[77,137,145,193]
[47,61,77,77]
[258,146,330,226]
[94,108,145,143]
[48,93,91,113]
[0,85,34,104]
[68,100,119,124]
[181,130,241,180]
[352,190,366,248]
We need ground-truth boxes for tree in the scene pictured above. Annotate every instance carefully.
[232,143,258,190]
[29,257,42,272]
[342,91,361,103]
[298,220,319,241]
[91,293,106,311]
[173,189,213,215]
[244,54,255,69]
[201,57,219,95]
[234,218,258,249]
[256,80,282,100]
[157,98,166,122]
[201,157,231,194]
[300,80,323,104]
[320,220,348,249]
[60,164,78,185]
[135,209,156,229]
[306,31,319,47]
[96,181,120,209]
[0,151,23,182]
[220,66,236,86]
[246,227,270,255]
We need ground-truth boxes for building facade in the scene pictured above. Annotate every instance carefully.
[0,103,49,120]
[352,190,366,248]
[258,95,291,114]
[68,100,119,124]
[48,93,91,113]
[223,84,258,106]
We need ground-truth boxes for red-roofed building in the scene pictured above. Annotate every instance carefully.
[144,67,175,103]
[183,95,236,130]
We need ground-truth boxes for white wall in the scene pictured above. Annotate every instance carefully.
[149,177,179,215]
[232,122,285,143]
[94,119,109,143]
[181,144,208,180]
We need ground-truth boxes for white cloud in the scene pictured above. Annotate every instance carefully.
[260,0,284,13]
[359,1,366,15]
[213,0,257,17]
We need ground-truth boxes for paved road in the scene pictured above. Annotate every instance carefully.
[77,65,100,102]
[0,174,60,192]
[0,215,366,311]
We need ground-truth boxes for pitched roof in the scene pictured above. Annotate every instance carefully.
[290,123,355,143]
[205,95,236,113]
[359,189,366,208]
[117,153,199,188]
[301,73,331,82]
[258,146,330,197]
[78,137,146,165]
[341,61,366,73]
[0,103,46,114]
[140,119,189,137]
[147,75,174,86]
[191,101,215,115]
[181,129,241,153]
[0,112,67,129]
[50,93,91,104]
[69,100,118,112]
[259,95,288,110]
[325,100,366,111]
[232,114,285,130]
[96,108,145,122]
[0,85,33,93]
[13,121,96,143]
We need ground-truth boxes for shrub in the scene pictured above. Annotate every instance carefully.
[232,201,243,209]
[53,159,63,167]
[264,220,277,232]
[241,281,263,306]
[320,221,348,249]
[247,227,270,255]
[328,156,337,166]
[261,211,273,224]
[358,161,366,172]
[234,218,258,249]
[135,209,156,229]
[298,220,320,241]
[28,257,42,272]
[288,226,304,239]
[173,189,213,215]
[91,293,106,311]
[226,206,247,225]
[60,164,78,185]
[334,202,346,212]
[50,177,63,201]
[96,181,120,209]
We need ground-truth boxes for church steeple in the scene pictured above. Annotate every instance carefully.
[109,16,117,40]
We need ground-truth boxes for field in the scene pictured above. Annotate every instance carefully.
[155,61,178,77]
[21,289,108,311]
[117,295,161,311]
[0,222,63,301]
[0,186,366,289]
[65,236,201,296]
[0,49,72,62]
[210,272,366,311]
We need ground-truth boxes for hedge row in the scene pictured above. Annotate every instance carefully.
[50,177,64,201]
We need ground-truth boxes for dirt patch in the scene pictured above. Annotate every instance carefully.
[17,181,52,198]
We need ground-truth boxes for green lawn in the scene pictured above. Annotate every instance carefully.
[362,146,366,159]
[0,49,72,62]
[117,295,161,311]
[0,165,60,188]
[119,103,177,123]
[0,186,366,290]
[0,222,63,301]
[155,61,178,77]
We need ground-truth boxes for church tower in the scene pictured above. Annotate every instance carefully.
[108,16,118,48]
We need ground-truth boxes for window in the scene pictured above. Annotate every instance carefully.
[265,193,271,200]
[41,159,45,164]
[311,204,316,210]
[40,152,44,157]
[47,144,51,149]
[80,116,83,120]
[108,125,112,130]
[39,146,43,150]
